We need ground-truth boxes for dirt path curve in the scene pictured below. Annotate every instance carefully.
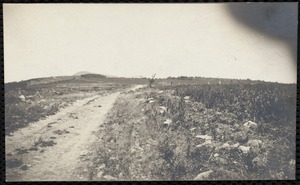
[6,85,146,181]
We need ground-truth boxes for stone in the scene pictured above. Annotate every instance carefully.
[163,119,172,126]
[103,175,117,180]
[238,145,251,154]
[195,135,212,140]
[231,143,240,148]
[194,170,213,180]
[98,163,106,169]
[243,121,258,129]
[19,95,25,101]
[246,139,262,148]
[97,171,104,178]
[190,127,197,131]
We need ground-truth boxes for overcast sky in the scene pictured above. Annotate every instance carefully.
[4,3,298,83]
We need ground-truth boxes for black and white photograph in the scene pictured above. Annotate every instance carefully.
[4,3,297,181]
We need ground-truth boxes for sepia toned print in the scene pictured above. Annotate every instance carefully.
[4,3,297,181]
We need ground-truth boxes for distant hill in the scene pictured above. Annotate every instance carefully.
[73,71,113,78]
[80,74,107,78]
[73,71,94,76]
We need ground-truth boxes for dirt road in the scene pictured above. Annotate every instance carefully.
[6,85,145,181]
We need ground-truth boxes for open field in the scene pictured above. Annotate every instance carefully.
[88,83,296,180]
[5,76,296,181]
[5,75,140,134]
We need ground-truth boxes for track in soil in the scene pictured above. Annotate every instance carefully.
[5,85,145,181]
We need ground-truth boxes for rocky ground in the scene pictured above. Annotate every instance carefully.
[88,87,295,180]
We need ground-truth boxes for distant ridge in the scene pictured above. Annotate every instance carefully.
[73,71,94,76]
[73,71,120,78]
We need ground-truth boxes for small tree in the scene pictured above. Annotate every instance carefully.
[148,73,156,88]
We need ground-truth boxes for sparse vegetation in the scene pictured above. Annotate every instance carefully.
[5,75,296,180]
[90,82,296,180]
[5,77,131,134]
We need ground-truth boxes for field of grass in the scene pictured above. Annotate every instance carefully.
[89,82,296,180]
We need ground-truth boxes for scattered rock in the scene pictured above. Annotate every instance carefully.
[289,159,296,165]
[246,139,262,148]
[194,170,213,180]
[184,96,190,100]
[98,163,106,170]
[97,171,104,178]
[252,156,266,167]
[195,134,212,140]
[19,95,25,101]
[218,142,230,150]
[159,106,167,112]
[190,127,196,131]
[163,119,172,126]
[238,145,251,154]
[145,98,156,103]
[196,139,212,147]
[103,175,118,180]
[214,153,219,157]
[243,121,257,129]
[217,157,228,164]
[231,143,240,148]
[109,156,117,160]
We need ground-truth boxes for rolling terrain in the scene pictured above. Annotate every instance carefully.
[5,74,296,181]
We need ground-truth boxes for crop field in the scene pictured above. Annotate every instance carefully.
[5,76,296,181]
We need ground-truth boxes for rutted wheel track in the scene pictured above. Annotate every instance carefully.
[6,85,145,181]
